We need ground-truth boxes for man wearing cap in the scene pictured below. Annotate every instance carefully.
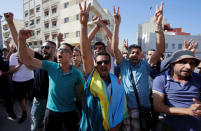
[153,49,201,131]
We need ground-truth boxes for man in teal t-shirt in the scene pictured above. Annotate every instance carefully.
[18,29,84,131]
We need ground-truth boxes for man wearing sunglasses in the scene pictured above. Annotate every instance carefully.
[152,50,201,130]
[18,30,84,131]
[79,2,128,131]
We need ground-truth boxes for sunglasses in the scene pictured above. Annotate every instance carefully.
[96,60,110,65]
[177,60,196,66]
[41,46,51,49]
[57,48,69,53]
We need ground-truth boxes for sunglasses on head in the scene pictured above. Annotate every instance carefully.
[57,48,69,53]
[41,46,50,49]
[96,60,110,65]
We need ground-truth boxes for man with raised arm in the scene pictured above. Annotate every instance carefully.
[111,3,165,131]
[18,30,84,131]
[79,2,128,131]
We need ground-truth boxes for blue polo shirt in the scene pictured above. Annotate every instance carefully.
[119,58,151,108]
[153,70,201,131]
[42,60,84,112]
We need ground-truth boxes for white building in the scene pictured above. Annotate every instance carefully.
[1,18,24,48]
[0,15,3,49]
[23,0,114,51]
[137,17,201,58]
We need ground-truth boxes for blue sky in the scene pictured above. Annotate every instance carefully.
[1,0,201,44]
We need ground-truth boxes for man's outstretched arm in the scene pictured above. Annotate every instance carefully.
[79,1,94,76]
[4,12,35,57]
[111,6,123,64]
[148,2,165,67]
[18,30,42,69]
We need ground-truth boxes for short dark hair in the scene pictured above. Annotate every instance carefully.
[128,44,142,53]
[45,40,56,47]
[61,43,74,52]
[147,49,156,54]
[73,48,81,56]
[2,48,8,52]
[94,41,106,50]
[95,51,111,63]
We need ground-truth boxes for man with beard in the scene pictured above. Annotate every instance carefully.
[111,3,165,130]
[4,12,57,130]
[18,29,84,131]
[79,2,128,131]
[153,50,201,131]
[30,41,56,131]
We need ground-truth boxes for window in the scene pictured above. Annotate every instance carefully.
[165,43,168,49]
[52,21,57,27]
[76,14,79,20]
[64,33,69,38]
[45,23,49,29]
[52,34,57,40]
[178,44,182,49]
[52,8,57,14]
[40,41,42,45]
[64,2,69,8]
[36,18,40,24]
[29,43,32,46]
[34,42,37,45]
[36,7,40,12]
[31,31,35,37]
[25,23,28,27]
[29,9,34,16]
[76,31,80,37]
[30,20,34,26]
[44,10,49,17]
[45,35,49,40]
[172,43,175,49]
[25,12,28,17]
[64,17,69,23]
[3,25,8,30]
[36,30,41,35]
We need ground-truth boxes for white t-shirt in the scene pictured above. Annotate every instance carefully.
[9,52,34,82]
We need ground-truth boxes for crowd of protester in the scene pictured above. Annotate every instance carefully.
[0,1,201,131]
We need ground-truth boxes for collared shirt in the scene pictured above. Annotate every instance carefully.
[153,70,201,131]
[42,60,84,112]
[119,58,151,108]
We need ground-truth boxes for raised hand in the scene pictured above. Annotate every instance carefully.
[19,30,32,42]
[4,12,14,23]
[92,16,109,27]
[79,1,91,25]
[113,6,121,26]
[123,39,128,50]
[4,37,12,46]
[154,2,164,27]
[183,39,198,54]
[57,33,64,43]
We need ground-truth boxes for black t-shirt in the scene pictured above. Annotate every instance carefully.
[32,52,49,99]
[0,56,9,86]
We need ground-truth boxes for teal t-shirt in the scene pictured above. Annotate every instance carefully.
[119,58,151,108]
[42,60,84,112]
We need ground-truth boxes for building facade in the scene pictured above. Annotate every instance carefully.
[0,15,3,50]
[23,0,114,51]
[137,17,201,58]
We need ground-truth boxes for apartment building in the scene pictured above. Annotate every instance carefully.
[0,15,3,49]
[1,18,24,48]
[137,17,201,58]
[23,0,114,51]
[23,0,43,51]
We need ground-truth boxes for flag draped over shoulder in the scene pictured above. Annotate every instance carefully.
[80,68,129,131]
[89,69,110,130]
